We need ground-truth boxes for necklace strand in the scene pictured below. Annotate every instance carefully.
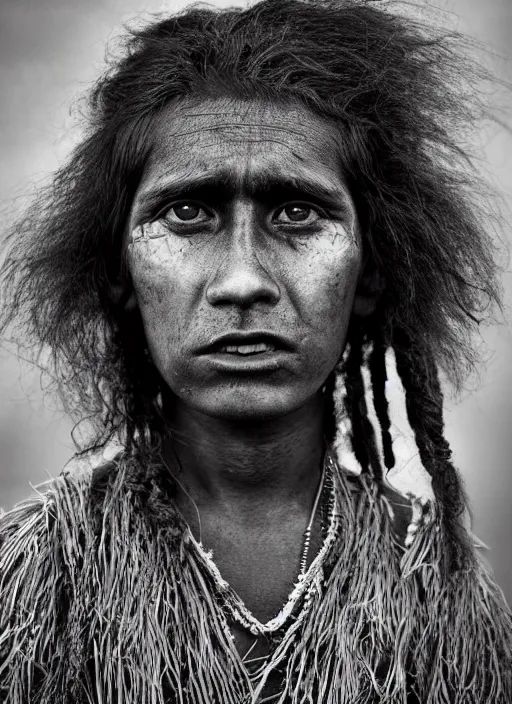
[299,462,326,576]
[242,455,334,699]
[187,451,337,637]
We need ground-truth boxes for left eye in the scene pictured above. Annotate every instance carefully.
[274,204,321,224]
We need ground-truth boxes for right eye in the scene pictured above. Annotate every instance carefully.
[160,202,212,224]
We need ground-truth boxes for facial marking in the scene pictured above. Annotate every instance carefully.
[130,221,169,242]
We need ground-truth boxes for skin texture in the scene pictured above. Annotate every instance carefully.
[126,97,374,626]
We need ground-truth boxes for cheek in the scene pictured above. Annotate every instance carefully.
[315,259,360,363]
[128,241,176,304]
[328,253,361,315]
[126,238,189,357]
[293,226,362,333]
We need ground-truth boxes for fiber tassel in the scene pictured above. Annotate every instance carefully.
[397,507,512,703]
[1,452,511,703]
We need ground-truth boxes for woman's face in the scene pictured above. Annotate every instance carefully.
[126,97,366,421]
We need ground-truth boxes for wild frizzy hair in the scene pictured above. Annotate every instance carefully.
[0,0,503,460]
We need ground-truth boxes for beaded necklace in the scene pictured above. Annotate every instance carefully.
[298,460,326,576]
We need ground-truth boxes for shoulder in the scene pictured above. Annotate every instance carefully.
[1,450,103,540]
[1,445,126,546]
[0,448,124,695]
[0,449,118,572]
[0,447,127,602]
[0,466,82,556]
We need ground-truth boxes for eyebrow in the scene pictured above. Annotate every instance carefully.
[134,169,351,220]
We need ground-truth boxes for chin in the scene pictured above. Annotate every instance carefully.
[191,386,307,422]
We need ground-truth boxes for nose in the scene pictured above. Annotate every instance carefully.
[205,205,281,309]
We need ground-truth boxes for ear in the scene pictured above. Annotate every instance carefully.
[352,261,384,317]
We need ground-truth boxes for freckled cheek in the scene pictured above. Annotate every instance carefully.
[127,244,193,355]
[299,244,361,325]
[128,247,177,304]
[311,252,360,368]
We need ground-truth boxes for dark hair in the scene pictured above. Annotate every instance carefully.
[0,0,503,547]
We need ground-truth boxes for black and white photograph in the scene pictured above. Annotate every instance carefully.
[1,0,511,701]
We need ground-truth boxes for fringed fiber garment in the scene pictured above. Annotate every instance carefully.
[1,449,511,703]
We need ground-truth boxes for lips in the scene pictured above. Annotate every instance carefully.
[197,331,293,355]
[219,342,276,355]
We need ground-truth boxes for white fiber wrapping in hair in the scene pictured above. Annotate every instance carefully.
[381,348,435,504]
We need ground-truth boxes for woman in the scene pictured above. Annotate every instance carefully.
[1,0,511,701]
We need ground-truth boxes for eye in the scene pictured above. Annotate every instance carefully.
[274,204,322,225]
[159,202,212,225]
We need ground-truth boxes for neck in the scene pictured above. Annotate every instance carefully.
[161,393,326,510]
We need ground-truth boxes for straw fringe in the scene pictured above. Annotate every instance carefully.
[1,455,511,703]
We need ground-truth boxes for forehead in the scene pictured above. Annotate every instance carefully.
[135,97,348,204]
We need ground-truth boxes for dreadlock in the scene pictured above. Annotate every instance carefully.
[342,326,385,480]
[368,325,395,472]
[339,313,470,566]
[392,327,472,568]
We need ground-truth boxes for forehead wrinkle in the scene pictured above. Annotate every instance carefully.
[145,133,334,185]
[146,137,342,191]
[138,98,352,205]
[171,111,304,122]
[167,123,310,140]
[153,95,342,151]
[142,141,344,191]
[196,137,307,155]
[158,97,314,126]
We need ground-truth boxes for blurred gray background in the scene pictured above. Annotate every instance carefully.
[1,0,511,600]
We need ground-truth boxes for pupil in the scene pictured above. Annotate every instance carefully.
[174,204,200,221]
[286,205,309,221]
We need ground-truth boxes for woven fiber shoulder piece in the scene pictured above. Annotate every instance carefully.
[1,451,512,704]
[0,451,414,564]
[86,453,415,548]
[0,450,96,540]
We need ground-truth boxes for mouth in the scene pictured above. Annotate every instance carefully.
[217,341,277,355]
[198,332,293,356]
